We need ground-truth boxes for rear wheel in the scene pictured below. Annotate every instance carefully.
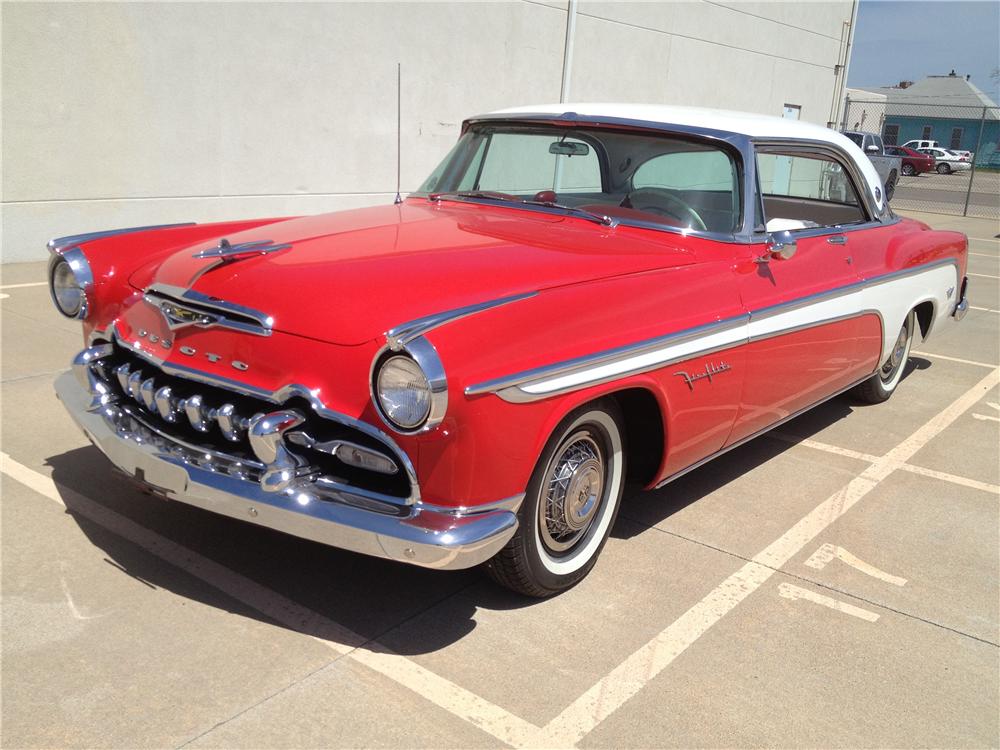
[937,163,951,174]
[485,400,625,597]
[852,310,916,404]
[901,163,915,176]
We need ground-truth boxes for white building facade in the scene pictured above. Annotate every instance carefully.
[2,1,857,262]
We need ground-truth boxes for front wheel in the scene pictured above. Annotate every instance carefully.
[937,163,951,174]
[485,400,626,597]
[851,310,916,404]
[901,163,915,176]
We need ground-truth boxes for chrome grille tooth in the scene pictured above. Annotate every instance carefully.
[115,363,131,393]
[127,371,144,401]
[216,403,243,442]
[184,394,210,433]
[154,386,177,423]
[139,378,157,410]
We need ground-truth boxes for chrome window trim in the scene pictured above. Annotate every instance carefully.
[438,114,755,243]
[386,292,537,350]
[47,246,94,320]
[109,325,421,502]
[748,138,895,232]
[466,259,957,404]
[48,222,196,252]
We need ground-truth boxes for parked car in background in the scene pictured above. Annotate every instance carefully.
[884,145,936,176]
[49,104,970,597]
[917,147,972,174]
[902,139,940,151]
[842,131,902,200]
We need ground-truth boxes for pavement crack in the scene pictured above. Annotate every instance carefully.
[621,513,1000,649]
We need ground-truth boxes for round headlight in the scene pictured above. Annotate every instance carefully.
[50,258,84,318]
[376,355,432,430]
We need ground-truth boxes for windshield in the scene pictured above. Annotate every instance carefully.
[415,124,742,234]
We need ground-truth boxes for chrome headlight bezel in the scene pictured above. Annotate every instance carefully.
[47,246,94,320]
[371,336,448,434]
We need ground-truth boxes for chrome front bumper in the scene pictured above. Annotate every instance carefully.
[55,369,519,570]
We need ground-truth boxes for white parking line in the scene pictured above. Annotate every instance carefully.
[912,351,998,368]
[0,281,47,289]
[772,432,1000,495]
[969,252,998,258]
[0,453,540,747]
[804,543,907,586]
[777,582,880,622]
[969,237,1000,243]
[968,272,1000,279]
[522,365,999,748]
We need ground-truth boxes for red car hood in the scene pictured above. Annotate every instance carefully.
[135,200,697,345]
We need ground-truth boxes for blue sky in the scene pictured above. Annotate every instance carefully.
[847,0,1000,103]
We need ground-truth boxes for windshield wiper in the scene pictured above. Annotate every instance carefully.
[428,191,521,203]
[428,191,617,228]
[519,200,617,227]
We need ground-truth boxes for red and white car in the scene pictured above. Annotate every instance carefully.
[50,105,969,597]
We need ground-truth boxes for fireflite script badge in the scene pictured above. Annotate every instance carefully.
[674,362,731,390]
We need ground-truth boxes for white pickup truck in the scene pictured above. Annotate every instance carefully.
[842,131,902,201]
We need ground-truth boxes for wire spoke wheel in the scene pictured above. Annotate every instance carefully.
[538,432,606,554]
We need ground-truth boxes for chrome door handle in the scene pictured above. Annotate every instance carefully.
[827,235,847,245]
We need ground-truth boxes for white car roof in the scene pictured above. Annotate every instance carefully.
[483,103,887,211]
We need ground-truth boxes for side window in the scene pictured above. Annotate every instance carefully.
[872,135,884,153]
[844,133,863,148]
[756,151,867,231]
[475,133,601,194]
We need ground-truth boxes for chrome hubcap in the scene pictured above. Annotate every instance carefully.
[539,433,605,553]
[881,322,909,380]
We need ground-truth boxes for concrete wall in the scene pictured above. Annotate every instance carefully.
[1,1,854,263]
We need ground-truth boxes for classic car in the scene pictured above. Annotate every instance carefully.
[884,145,937,176]
[841,130,902,200]
[50,104,970,597]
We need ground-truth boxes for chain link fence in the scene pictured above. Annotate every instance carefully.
[842,97,999,220]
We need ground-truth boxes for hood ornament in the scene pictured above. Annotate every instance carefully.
[188,238,291,285]
[192,237,291,261]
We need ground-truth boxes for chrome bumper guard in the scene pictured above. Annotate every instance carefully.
[55,351,520,571]
[953,277,969,321]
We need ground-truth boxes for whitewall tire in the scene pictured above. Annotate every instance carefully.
[485,400,626,597]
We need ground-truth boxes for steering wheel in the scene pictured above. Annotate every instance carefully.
[621,188,708,232]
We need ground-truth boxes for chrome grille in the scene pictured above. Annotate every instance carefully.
[99,345,411,499]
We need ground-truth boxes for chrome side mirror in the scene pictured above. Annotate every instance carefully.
[866,144,879,153]
[756,230,797,263]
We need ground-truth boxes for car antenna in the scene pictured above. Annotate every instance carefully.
[394,62,402,205]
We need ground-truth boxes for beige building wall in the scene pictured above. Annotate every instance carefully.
[1,1,855,263]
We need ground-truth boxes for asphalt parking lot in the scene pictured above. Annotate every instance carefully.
[2,210,998,748]
[893,169,1000,219]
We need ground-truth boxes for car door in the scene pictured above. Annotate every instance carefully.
[727,146,873,445]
